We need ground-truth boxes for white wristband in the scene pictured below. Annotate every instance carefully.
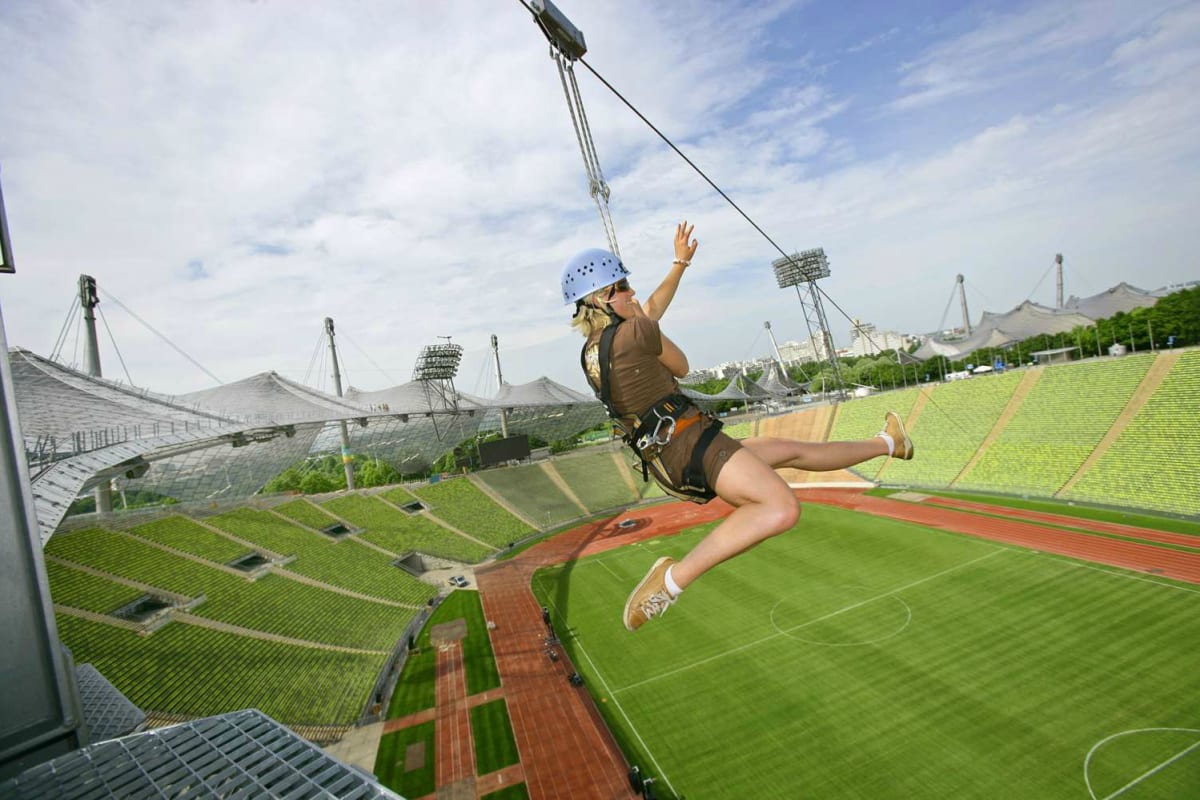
[673,258,690,267]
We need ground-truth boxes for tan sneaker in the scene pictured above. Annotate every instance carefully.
[882,411,914,460]
[623,557,677,631]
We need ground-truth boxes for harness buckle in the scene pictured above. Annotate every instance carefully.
[636,410,677,452]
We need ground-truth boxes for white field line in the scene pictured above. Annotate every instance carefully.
[597,559,623,581]
[614,547,1009,694]
[1021,550,1200,595]
[1101,738,1200,799]
[534,575,679,798]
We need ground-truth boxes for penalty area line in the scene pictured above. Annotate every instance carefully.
[1098,738,1200,800]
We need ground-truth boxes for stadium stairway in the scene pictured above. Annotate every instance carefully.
[760,403,870,486]
[1056,350,1181,497]
[950,367,1044,487]
[875,388,931,482]
[466,473,540,529]
[539,461,590,516]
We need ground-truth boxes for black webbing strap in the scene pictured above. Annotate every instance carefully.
[682,417,723,498]
[581,319,720,503]
[596,321,620,417]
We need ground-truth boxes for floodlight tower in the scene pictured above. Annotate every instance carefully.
[771,248,845,399]
[413,338,465,439]
[323,318,355,491]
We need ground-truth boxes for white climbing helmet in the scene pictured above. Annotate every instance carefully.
[560,248,630,305]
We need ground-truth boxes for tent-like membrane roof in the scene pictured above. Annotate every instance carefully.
[914,284,1160,361]
[10,348,605,544]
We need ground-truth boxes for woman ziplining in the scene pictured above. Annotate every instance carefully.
[561,223,915,631]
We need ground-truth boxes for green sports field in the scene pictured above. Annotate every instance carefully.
[532,505,1200,799]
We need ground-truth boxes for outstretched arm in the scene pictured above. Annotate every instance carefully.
[642,220,698,321]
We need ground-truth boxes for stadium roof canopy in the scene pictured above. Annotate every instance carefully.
[9,348,604,543]
[914,283,1159,361]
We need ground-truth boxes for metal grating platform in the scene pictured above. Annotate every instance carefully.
[74,664,146,743]
[0,709,403,799]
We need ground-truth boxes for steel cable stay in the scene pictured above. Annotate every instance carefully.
[340,328,399,387]
[96,305,135,386]
[98,287,223,385]
[50,294,82,363]
[302,327,326,388]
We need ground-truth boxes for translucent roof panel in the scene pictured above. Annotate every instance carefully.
[179,371,369,423]
[13,353,610,538]
[1064,282,1158,319]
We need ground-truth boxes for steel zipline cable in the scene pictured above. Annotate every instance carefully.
[519,0,977,431]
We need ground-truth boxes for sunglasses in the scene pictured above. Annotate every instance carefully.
[605,279,632,299]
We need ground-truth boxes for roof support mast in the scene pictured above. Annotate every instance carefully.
[324,318,355,491]
[78,274,113,513]
[529,0,621,257]
[957,273,971,335]
[1055,253,1064,309]
[491,334,509,438]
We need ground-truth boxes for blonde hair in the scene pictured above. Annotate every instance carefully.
[570,292,614,338]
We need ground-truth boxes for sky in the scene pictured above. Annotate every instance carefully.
[1,0,1198,399]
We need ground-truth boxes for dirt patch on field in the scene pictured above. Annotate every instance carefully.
[404,741,426,772]
[430,618,466,645]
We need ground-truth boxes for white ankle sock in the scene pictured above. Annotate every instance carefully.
[664,566,683,598]
[878,431,895,457]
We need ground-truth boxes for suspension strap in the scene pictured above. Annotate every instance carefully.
[552,50,620,258]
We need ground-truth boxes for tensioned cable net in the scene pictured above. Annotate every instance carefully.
[8,347,607,544]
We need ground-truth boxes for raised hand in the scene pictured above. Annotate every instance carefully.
[675,220,698,264]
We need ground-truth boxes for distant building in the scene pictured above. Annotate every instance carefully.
[848,318,908,357]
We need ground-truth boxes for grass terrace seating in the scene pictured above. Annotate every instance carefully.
[883,374,1023,487]
[958,356,1154,495]
[47,528,225,598]
[551,448,638,513]
[128,515,251,563]
[827,387,922,476]
[53,614,385,726]
[321,494,494,563]
[196,573,415,651]
[411,478,534,548]
[45,561,144,614]
[473,463,583,528]
[380,485,421,508]
[45,528,417,649]
[206,508,435,606]
[273,498,347,530]
[1064,350,1200,516]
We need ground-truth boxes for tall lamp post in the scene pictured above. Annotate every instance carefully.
[771,248,845,400]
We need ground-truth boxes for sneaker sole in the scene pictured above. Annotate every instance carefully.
[623,556,673,632]
[887,411,914,460]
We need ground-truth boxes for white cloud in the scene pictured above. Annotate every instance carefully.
[0,0,1197,399]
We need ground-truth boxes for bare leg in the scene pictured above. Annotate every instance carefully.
[669,448,800,590]
[740,435,888,472]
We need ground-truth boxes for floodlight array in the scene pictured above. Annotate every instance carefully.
[772,248,831,287]
[412,343,464,381]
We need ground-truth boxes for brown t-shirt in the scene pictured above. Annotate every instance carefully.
[583,316,742,493]
[583,316,678,418]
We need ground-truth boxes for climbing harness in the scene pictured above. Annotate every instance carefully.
[581,319,722,504]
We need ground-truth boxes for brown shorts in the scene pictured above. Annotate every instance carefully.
[657,414,742,491]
